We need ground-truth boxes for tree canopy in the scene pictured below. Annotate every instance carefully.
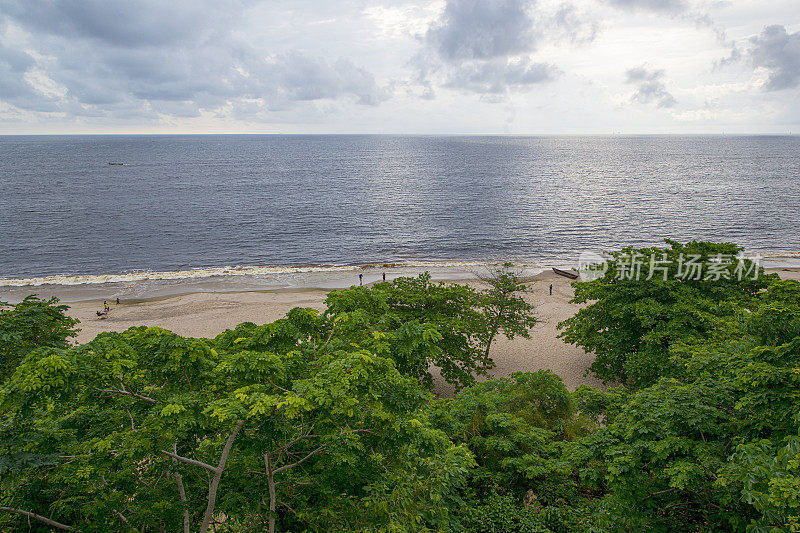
[558,240,773,387]
[0,296,78,381]
[324,268,535,390]
[1,317,473,532]
[2,247,799,532]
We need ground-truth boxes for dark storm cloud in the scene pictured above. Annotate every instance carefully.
[0,0,388,120]
[749,25,800,91]
[415,0,591,97]
[625,66,677,108]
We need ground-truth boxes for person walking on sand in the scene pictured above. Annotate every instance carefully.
[103,300,110,312]
[116,297,120,305]
[549,284,553,296]
[359,273,363,286]
[382,272,386,282]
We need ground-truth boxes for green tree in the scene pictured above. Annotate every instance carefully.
[572,279,800,531]
[0,310,473,532]
[0,296,78,381]
[324,270,535,391]
[432,371,589,532]
[558,240,772,388]
[475,263,538,360]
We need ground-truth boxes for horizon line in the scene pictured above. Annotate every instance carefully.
[0,132,797,137]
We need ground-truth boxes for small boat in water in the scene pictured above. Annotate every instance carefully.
[552,267,579,280]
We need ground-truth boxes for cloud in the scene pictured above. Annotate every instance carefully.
[604,0,686,14]
[0,0,226,48]
[425,0,539,61]
[261,53,389,106]
[604,0,742,69]
[0,0,389,122]
[553,5,599,45]
[414,0,592,97]
[748,25,800,91]
[443,57,554,94]
[625,66,677,108]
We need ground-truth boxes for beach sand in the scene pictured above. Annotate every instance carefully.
[63,270,604,394]
[47,268,800,395]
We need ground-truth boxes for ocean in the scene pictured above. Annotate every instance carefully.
[1,134,799,296]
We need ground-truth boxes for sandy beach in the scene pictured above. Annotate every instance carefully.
[54,270,602,394]
[16,267,799,395]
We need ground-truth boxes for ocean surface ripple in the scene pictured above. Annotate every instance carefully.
[1,134,799,283]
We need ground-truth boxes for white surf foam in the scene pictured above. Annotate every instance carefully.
[0,261,501,287]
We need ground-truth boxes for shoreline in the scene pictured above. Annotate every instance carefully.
[53,269,604,395]
[2,258,799,305]
[0,264,542,305]
[19,267,797,396]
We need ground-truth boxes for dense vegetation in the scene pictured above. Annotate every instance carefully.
[1,243,798,532]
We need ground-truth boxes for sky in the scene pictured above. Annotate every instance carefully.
[0,0,798,134]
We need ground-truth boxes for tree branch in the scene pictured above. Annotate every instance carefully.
[113,509,131,527]
[0,507,73,531]
[200,420,244,533]
[171,443,191,533]
[125,407,136,431]
[322,323,337,347]
[161,451,217,473]
[640,487,679,502]
[266,380,291,394]
[95,387,156,403]
[273,445,325,475]
[268,427,317,457]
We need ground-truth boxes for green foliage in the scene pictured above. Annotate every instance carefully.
[0,296,78,381]
[558,240,773,388]
[432,371,591,531]
[717,436,800,533]
[573,384,629,425]
[0,317,472,532]
[1,249,798,532]
[456,492,550,533]
[573,278,800,531]
[325,269,535,391]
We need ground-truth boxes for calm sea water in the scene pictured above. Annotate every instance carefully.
[1,135,799,280]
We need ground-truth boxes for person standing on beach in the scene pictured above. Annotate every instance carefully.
[116,297,120,305]
[383,272,386,282]
[549,284,553,296]
[359,273,363,286]
[103,300,109,312]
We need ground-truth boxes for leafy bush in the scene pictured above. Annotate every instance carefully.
[0,296,78,381]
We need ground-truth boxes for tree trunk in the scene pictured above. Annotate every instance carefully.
[265,453,277,533]
[483,305,505,359]
[175,471,190,533]
[199,420,243,533]
[172,443,191,533]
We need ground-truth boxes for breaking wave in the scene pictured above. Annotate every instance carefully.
[0,261,502,287]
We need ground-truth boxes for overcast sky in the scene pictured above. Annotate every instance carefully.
[0,0,798,134]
